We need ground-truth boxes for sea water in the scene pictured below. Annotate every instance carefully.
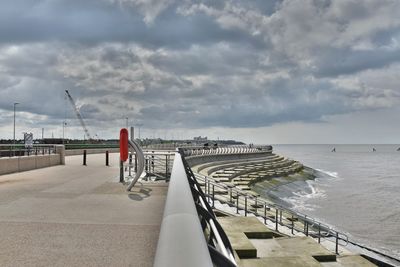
[270,144,400,259]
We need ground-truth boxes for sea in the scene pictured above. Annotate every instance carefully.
[269,144,400,261]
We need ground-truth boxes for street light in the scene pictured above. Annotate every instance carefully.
[137,123,143,139]
[13,102,19,143]
[13,102,19,156]
[62,121,67,144]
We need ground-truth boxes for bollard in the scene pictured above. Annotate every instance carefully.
[83,150,87,166]
[119,160,124,183]
[106,151,109,166]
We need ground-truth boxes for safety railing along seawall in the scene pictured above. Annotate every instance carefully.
[183,145,273,167]
[154,149,237,267]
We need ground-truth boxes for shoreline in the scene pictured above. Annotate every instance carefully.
[188,148,400,266]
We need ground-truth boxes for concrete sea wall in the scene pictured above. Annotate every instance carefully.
[0,145,65,175]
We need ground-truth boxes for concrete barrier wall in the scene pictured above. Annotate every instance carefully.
[0,154,62,175]
[65,148,119,156]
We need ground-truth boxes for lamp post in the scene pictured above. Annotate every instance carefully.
[136,123,143,139]
[62,121,67,144]
[13,102,19,156]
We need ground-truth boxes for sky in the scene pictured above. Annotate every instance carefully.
[1,0,400,144]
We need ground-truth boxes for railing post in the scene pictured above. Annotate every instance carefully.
[152,151,155,173]
[255,197,258,215]
[264,204,267,224]
[205,176,208,195]
[244,196,247,217]
[83,150,87,166]
[134,153,138,172]
[212,184,215,208]
[291,215,294,235]
[129,152,132,176]
[318,223,321,243]
[275,209,278,231]
[279,210,282,223]
[336,232,339,255]
[105,150,109,166]
[236,193,239,214]
[229,188,232,203]
[305,221,309,236]
[165,155,168,181]
[208,180,211,202]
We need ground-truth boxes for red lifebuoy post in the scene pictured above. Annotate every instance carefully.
[120,128,129,162]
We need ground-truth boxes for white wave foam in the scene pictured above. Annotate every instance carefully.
[282,180,325,211]
[315,168,339,178]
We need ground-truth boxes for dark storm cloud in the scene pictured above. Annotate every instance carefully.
[313,47,400,77]
[0,0,266,50]
[1,0,400,138]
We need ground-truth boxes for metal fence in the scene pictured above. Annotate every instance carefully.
[195,172,348,255]
[0,144,57,158]
[182,145,272,157]
[129,150,174,181]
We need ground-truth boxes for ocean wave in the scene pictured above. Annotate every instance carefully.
[281,180,325,211]
[314,168,339,178]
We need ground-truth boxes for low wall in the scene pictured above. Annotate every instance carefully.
[65,148,119,156]
[0,154,62,175]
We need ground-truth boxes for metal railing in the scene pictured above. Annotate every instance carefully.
[154,149,237,267]
[128,151,174,181]
[0,144,57,158]
[195,172,349,255]
[182,145,272,157]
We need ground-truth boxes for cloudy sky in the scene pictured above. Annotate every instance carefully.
[1,0,400,144]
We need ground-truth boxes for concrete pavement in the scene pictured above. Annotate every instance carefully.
[0,153,168,267]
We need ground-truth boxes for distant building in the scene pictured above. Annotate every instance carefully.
[193,136,208,142]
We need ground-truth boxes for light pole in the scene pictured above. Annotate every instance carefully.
[138,124,143,139]
[62,121,67,144]
[13,102,19,156]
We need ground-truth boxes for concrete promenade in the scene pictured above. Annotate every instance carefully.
[0,153,168,267]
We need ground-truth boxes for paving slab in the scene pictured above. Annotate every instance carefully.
[239,256,322,267]
[0,153,168,267]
